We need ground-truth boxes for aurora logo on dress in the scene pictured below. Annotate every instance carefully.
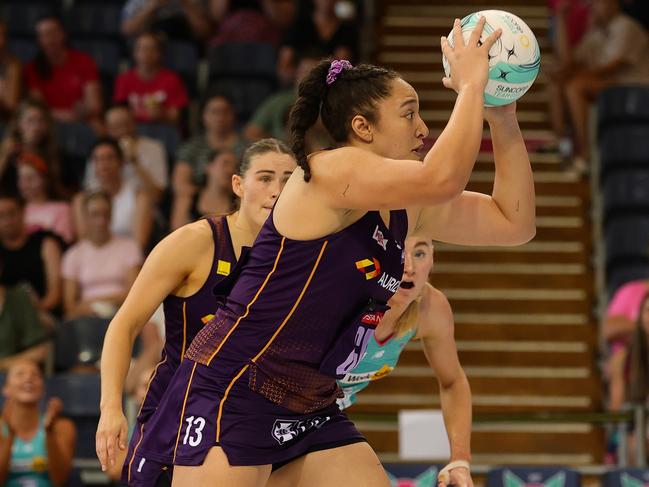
[504,471,566,487]
[621,473,649,487]
[386,466,437,486]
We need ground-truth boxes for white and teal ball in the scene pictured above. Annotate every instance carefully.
[442,10,541,106]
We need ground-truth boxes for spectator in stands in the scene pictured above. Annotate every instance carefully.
[74,140,153,251]
[17,152,74,244]
[85,106,168,204]
[0,20,21,120]
[608,293,649,410]
[0,360,76,485]
[170,150,237,229]
[24,16,103,131]
[245,49,322,142]
[173,93,246,196]
[64,191,142,320]
[0,271,49,371]
[278,0,358,85]
[0,192,63,315]
[114,31,189,126]
[121,0,212,41]
[208,0,297,48]
[548,0,649,173]
[0,100,71,195]
[603,280,649,345]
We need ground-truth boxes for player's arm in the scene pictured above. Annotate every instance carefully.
[96,221,212,471]
[412,103,535,246]
[419,287,473,486]
[313,20,500,216]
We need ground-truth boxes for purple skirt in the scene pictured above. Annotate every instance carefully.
[136,359,365,468]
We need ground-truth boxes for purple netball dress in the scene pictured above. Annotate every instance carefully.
[123,216,241,486]
[136,209,408,469]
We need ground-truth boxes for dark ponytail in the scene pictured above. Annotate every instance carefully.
[288,58,399,182]
[288,59,329,182]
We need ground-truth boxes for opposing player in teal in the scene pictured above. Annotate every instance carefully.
[337,236,472,487]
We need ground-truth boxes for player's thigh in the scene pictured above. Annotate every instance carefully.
[267,441,390,487]
[171,446,271,487]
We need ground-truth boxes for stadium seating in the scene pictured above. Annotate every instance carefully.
[137,123,182,161]
[605,216,649,270]
[54,317,111,372]
[602,169,649,219]
[47,373,101,459]
[598,86,649,131]
[164,40,200,97]
[70,39,122,105]
[65,1,123,40]
[7,38,38,63]
[0,1,60,37]
[208,42,277,80]
[599,125,649,174]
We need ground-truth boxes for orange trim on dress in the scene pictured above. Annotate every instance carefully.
[215,241,328,441]
[136,355,168,417]
[205,238,286,366]
[172,362,198,462]
[127,423,146,483]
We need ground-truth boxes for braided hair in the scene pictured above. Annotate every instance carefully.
[288,59,399,182]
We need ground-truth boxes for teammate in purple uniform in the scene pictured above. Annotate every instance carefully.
[94,139,297,486]
[131,18,536,486]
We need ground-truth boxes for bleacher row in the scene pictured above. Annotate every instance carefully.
[599,87,649,296]
[2,0,281,123]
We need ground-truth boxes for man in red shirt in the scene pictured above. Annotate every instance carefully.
[24,16,103,130]
[114,31,188,126]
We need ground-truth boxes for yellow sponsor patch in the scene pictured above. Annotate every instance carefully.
[371,364,393,381]
[201,314,215,324]
[217,260,231,276]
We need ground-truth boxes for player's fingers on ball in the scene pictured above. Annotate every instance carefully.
[452,18,464,48]
[469,16,486,46]
[441,36,454,58]
[483,28,503,51]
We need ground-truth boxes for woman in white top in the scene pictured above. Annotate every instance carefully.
[73,138,153,250]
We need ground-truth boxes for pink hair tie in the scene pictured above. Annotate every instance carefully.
[326,59,352,85]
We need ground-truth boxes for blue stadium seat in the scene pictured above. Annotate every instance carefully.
[486,467,581,487]
[55,121,97,160]
[208,43,277,81]
[383,463,439,486]
[65,2,123,39]
[599,125,649,171]
[209,78,275,123]
[603,469,649,487]
[607,263,649,298]
[0,1,60,36]
[164,40,200,97]
[7,38,39,63]
[47,373,101,459]
[54,317,110,372]
[605,216,649,269]
[602,169,649,217]
[70,39,121,104]
[137,123,181,161]
[598,87,649,131]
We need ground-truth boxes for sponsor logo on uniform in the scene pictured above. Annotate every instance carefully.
[201,314,214,324]
[216,260,231,276]
[356,258,382,280]
[372,225,388,250]
[378,272,401,293]
[361,311,384,326]
[271,416,331,445]
[371,364,393,380]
